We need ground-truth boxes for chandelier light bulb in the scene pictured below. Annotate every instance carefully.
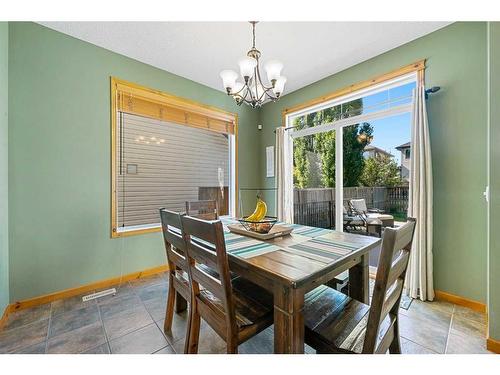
[220,70,238,93]
[264,60,283,85]
[238,57,257,81]
[273,76,287,96]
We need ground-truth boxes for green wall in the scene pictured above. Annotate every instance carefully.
[259,22,488,303]
[5,21,493,310]
[8,22,260,301]
[488,22,500,341]
[0,22,9,313]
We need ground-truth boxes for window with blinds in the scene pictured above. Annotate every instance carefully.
[111,78,237,237]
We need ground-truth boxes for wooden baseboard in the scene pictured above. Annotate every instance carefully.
[434,290,486,313]
[487,338,500,354]
[0,303,9,330]
[9,264,169,313]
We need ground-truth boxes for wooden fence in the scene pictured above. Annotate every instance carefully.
[385,186,409,213]
[293,186,408,228]
[293,201,334,229]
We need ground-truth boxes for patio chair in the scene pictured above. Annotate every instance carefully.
[343,202,382,237]
[350,198,394,228]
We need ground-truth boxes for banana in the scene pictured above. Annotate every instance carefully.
[246,198,267,222]
[255,199,267,221]
[246,201,261,221]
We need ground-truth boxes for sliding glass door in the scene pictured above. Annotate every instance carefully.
[287,73,416,232]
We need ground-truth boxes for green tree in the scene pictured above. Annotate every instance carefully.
[343,122,373,187]
[293,137,310,188]
[292,116,310,188]
[292,98,373,188]
[360,156,403,187]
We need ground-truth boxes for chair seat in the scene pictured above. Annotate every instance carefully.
[304,285,395,353]
[199,276,273,328]
[345,216,382,226]
[367,213,394,221]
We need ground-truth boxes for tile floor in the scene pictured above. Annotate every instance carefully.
[0,273,493,354]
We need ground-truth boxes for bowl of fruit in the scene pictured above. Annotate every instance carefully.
[238,197,278,234]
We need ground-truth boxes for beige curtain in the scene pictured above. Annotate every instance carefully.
[276,127,294,223]
[406,84,435,301]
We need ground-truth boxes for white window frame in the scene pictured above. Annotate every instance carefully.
[285,72,417,231]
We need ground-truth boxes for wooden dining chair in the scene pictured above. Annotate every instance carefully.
[303,218,416,354]
[159,208,192,353]
[180,215,274,354]
[185,200,219,220]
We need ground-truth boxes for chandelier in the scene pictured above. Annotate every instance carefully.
[219,21,286,108]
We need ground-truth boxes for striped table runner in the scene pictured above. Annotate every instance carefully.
[288,223,335,238]
[223,231,280,259]
[220,217,357,260]
[287,235,359,261]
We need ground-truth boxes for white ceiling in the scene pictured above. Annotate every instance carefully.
[38,22,451,95]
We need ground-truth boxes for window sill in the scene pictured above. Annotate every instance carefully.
[112,223,162,238]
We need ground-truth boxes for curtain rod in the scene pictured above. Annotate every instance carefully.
[273,86,441,133]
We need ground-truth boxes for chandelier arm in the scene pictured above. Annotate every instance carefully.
[231,84,247,96]
[257,87,268,103]
[255,67,276,102]
[255,64,274,91]
[243,80,254,102]
[242,83,253,102]
[263,90,278,101]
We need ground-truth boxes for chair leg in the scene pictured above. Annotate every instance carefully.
[187,304,201,354]
[182,303,193,355]
[226,337,238,354]
[389,319,402,354]
[163,273,176,332]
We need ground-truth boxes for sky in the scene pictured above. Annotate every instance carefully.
[358,81,414,164]
[364,113,411,165]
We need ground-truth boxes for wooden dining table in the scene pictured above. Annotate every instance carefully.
[216,217,382,354]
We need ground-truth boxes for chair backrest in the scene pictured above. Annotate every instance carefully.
[159,208,188,272]
[350,199,368,213]
[180,215,237,333]
[362,218,416,353]
[185,200,219,220]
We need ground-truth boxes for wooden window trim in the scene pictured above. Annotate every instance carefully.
[110,77,238,238]
[281,59,426,125]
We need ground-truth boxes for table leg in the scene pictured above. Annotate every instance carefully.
[349,253,370,304]
[273,284,305,354]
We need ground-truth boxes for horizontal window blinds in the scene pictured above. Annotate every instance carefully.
[116,113,230,230]
[113,79,236,135]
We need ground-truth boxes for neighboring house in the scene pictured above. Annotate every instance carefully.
[363,145,393,159]
[396,141,411,182]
